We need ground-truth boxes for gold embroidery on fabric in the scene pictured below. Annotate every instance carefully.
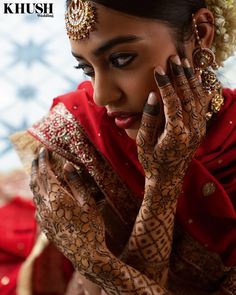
[28,103,141,251]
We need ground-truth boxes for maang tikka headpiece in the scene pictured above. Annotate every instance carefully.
[65,0,97,40]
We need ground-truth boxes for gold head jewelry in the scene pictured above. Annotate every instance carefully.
[65,0,97,40]
[192,15,224,121]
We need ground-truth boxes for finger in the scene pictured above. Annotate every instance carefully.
[137,92,161,147]
[38,147,48,176]
[30,159,42,208]
[182,58,207,135]
[170,56,197,127]
[30,158,38,191]
[30,159,46,215]
[182,58,207,111]
[64,162,94,206]
[154,66,184,133]
[35,211,43,225]
[37,147,53,195]
[38,148,60,192]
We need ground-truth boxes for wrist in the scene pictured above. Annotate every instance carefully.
[144,177,183,214]
[145,175,183,189]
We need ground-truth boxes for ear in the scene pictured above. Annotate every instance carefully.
[193,8,215,49]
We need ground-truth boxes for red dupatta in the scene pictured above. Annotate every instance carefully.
[28,81,236,267]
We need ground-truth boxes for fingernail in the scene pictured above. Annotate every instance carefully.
[148,92,158,105]
[171,55,181,65]
[155,66,165,75]
[154,67,169,87]
[143,93,160,116]
[182,58,194,79]
[39,147,45,154]
[39,147,46,159]
[64,162,75,173]
[64,163,79,181]
[171,56,183,76]
[182,58,190,68]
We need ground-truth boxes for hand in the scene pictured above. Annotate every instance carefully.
[30,148,110,278]
[30,152,174,294]
[137,56,207,183]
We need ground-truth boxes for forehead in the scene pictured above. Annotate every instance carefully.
[92,4,159,35]
[69,4,172,56]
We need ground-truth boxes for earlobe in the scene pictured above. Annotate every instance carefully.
[193,8,215,49]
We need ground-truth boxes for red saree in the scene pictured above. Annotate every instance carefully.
[0,196,73,295]
[0,197,36,295]
[26,81,236,293]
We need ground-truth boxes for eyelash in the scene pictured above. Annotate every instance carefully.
[74,53,137,77]
[74,64,93,77]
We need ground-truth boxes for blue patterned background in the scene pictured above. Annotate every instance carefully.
[0,1,236,172]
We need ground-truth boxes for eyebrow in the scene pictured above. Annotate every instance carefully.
[71,35,143,59]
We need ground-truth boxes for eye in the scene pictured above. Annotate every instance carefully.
[74,64,94,77]
[110,53,137,68]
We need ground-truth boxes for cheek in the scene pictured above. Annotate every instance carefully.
[123,69,166,140]
[122,68,167,121]
[120,69,158,109]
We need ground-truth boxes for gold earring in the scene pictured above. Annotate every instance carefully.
[192,15,224,121]
[193,47,218,72]
[65,0,97,40]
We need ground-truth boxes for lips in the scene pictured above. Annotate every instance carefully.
[107,111,142,129]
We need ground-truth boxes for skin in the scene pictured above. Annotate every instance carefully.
[70,5,214,139]
[29,4,234,295]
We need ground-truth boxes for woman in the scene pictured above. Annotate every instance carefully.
[12,0,236,294]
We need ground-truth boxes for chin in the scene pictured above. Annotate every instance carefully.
[125,129,138,140]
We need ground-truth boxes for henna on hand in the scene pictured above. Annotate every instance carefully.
[123,56,208,285]
[30,149,177,294]
[137,56,207,183]
[30,148,110,280]
[29,57,208,293]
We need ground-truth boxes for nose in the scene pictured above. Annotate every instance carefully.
[92,73,122,107]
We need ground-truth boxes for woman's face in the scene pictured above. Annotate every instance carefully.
[70,4,192,139]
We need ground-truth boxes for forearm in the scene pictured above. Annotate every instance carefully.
[122,177,183,284]
[80,255,173,295]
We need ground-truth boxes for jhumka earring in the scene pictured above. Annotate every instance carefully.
[65,0,97,40]
[192,15,224,121]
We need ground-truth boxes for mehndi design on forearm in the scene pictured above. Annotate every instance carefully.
[122,184,179,286]
[91,255,173,295]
